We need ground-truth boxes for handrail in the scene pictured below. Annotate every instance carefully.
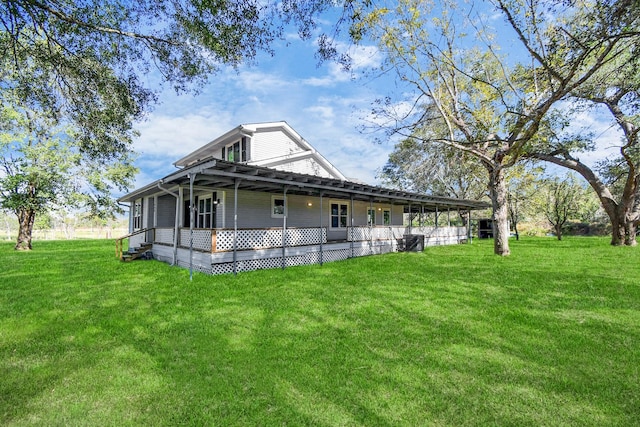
[115,228,153,259]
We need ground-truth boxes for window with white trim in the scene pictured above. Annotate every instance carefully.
[198,195,214,228]
[367,208,376,226]
[222,137,248,163]
[383,209,391,225]
[271,196,286,218]
[133,200,142,230]
[330,202,349,228]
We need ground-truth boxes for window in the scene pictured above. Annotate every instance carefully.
[198,195,214,228]
[330,202,349,228]
[367,208,376,226]
[383,209,391,225]
[272,196,286,218]
[222,137,248,163]
[133,200,142,230]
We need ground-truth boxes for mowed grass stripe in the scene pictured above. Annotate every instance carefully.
[0,238,638,426]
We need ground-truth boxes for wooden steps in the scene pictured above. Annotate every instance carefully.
[121,242,153,262]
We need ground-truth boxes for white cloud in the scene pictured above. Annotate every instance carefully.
[563,106,622,167]
[347,44,383,70]
[127,37,393,189]
[304,105,335,120]
[134,111,234,158]
[235,70,291,92]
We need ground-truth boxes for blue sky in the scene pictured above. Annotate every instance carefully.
[130,6,622,192]
[132,26,395,189]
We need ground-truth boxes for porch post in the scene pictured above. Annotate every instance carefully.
[319,192,324,266]
[350,195,354,258]
[156,181,180,266]
[233,179,240,275]
[408,203,412,234]
[281,186,289,270]
[456,208,461,243]
[189,173,196,281]
[173,188,180,265]
[435,205,439,245]
[369,198,373,255]
[389,201,394,249]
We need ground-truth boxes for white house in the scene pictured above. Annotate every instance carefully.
[117,121,488,275]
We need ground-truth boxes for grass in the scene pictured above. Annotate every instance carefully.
[0,237,638,426]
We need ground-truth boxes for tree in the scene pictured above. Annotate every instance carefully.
[379,137,488,226]
[324,0,639,255]
[506,164,544,240]
[380,138,487,199]
[0,0,336,249]
[538,174,594,240]
[530,62,640,245]
[0,98,137,249]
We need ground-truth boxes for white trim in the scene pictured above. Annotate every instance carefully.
[153,195,158,227]
[248,150,313,167]
[271,195,286,218]
[173,122,347,181]
[174,126,253,167]
[133,199,142,230]
[329,200,349,229]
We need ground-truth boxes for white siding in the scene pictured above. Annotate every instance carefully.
[270,158,334,178]
[250,129,303,162]
[217,191,404,232]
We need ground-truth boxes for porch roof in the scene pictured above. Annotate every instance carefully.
[119,158,490,212]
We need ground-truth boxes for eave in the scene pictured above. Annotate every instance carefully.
[119,158,490,212]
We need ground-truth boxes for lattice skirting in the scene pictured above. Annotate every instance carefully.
[203,246,376,276]
[151,235,461,276]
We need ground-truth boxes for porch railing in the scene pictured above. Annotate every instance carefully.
[153,225,466,253]
[115,228,154,259]
[154,227,327,252]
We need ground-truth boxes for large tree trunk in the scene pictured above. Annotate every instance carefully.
[624,220,637,246]
[488,166,511,256]
[15,208,36,251]
[599,195,640,246]
[532,153,638,246]
[609,207,638,246]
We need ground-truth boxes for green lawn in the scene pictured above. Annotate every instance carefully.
[0,238,638,426]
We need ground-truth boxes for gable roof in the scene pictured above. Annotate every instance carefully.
[173,121,347,181]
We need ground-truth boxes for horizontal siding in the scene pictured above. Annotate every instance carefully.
[218,191,404,230]
[271,158,334,178]
[146,186,409,234]
[250,129,303,162]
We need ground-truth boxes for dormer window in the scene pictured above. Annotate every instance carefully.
[222,137,248,163]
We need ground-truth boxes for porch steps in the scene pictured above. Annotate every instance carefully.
[121,242,152,262]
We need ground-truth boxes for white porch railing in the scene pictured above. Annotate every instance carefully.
[347,226,466,242]
[348,226,406,241]
[153,225,466,252]
[155,227,328,252]
[214,227,327,252]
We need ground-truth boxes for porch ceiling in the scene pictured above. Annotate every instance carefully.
[120,158,490,212]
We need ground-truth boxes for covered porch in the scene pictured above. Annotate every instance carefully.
[118,159,488,275]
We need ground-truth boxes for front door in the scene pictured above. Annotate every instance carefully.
[197,195,216,229]
[327,201,349,241]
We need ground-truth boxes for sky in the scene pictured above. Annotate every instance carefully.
[131,27,395,190]
[129,5,623,194]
